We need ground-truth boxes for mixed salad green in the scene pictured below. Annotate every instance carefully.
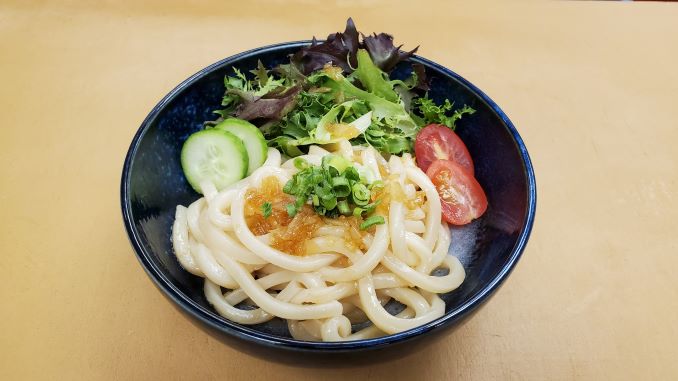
[208,18,474,157]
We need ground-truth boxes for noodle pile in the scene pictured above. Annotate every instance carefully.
[172,142,465,341]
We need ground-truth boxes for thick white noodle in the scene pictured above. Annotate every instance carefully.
[214,253,342,320]
[358,275,445,334]
[170,144,466,341]
[308,145,331,156]
[389,202,418,266]
[199,212,267,265]
[193,243,238,288]
[200,180,218,202]
[172,206,202,276]
[404,220,426,233]
[305,237,360,263]
[319,224,389,282]
[360,149,382,181]
[381,255,465,293]
[262,147,281,167]
[405,167,441,249]
[204,280,272,324]
[186,198,206,243]
[419,223,451,274]
[320,315,353,342]
[224,270,297,305]
[407,208,425,221]
[207,189,235,230]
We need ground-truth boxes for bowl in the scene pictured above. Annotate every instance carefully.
[121,41,536,365]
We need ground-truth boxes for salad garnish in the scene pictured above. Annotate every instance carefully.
[207,18,475,157]
[180,18,487,226]
[282,155,381,222]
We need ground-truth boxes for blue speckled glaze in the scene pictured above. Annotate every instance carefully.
[121,41,536,364]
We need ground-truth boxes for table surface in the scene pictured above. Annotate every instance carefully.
[2,1,677,379]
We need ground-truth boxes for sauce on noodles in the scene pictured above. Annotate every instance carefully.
[372,177,427,215]
[244,176,367,257]
[271,208,323,256]
[244,176,294,235]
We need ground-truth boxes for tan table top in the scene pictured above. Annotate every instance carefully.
[2,1,677,379]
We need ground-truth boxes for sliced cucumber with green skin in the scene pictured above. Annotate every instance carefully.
[214,118,268,175]
[180,129,248,194]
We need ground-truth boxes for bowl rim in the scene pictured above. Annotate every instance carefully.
[121,40,537,351]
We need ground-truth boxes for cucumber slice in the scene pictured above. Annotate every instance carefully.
[180,129,248,193]
[214,118,268,175]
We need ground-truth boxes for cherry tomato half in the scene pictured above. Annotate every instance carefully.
[414,124,474,175]
[426,159,488,225]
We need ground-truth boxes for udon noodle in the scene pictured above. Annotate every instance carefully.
[172,141,465,341]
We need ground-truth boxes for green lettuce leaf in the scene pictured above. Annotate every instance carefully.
[319,69,418,138]
[353,49,399,102]
[415,97,475,129]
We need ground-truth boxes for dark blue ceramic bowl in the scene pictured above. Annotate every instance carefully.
[121,41,536,365]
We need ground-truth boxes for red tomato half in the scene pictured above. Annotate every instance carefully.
[414,124,474,175]
[426,159,488,225]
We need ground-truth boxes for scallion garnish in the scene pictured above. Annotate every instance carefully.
[261,202,272,218]
[337,200,351,215]
[282,154,383,219]
[351,183,370,206]
[293,157,308,170]
[286,204,297,217]
[360,215,385,230]
[331,177,351,197]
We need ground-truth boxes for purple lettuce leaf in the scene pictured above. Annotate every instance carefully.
[363,33,418,72]
[234,86,302,121]
[291,18,360,75]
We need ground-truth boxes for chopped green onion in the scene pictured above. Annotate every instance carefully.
[261,202,272,218]
[363,199,382,214]
[286,204,297,217]
[337,200,351,215]
[314,183,332,200]
[294,157,308,170]
[295,196,306,209]
[283,180,295,194]
[352,183,370,206]
[360,215,385,230]
[331,177,351,197]
[320,195,337,210]
[311,170,323,184]
[282,157,379,219]
[344,167,360,181]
